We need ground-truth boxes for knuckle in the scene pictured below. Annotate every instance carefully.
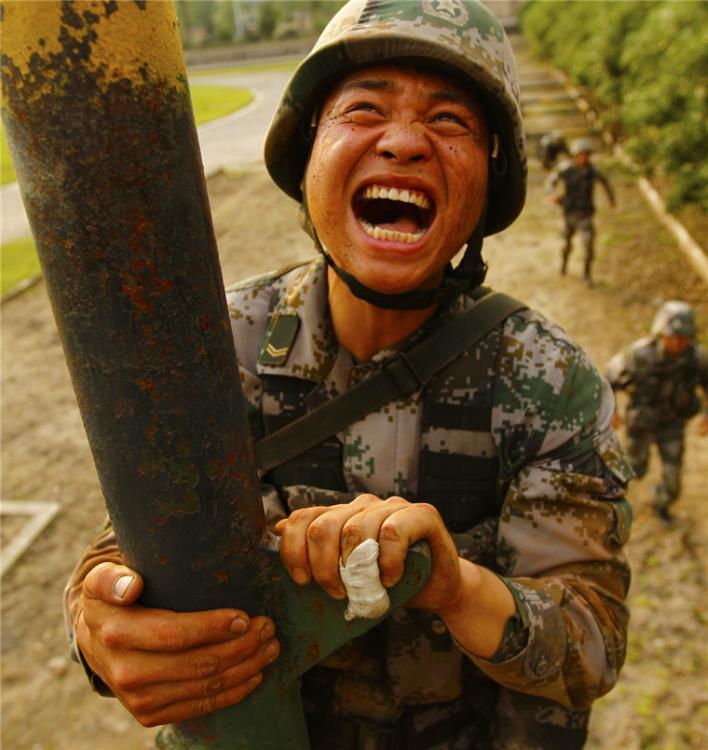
[379,523,402,543]
[99,620,125,649]
[205,676,225,696]
[153,619,185,650]
[199,695,218,716]
[306,519,328,544]
[195,653,220,678]
[111,665,139,692]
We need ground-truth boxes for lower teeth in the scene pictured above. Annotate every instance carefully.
[360,220,423,244]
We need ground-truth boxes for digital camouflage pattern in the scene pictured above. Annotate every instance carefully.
[224,257,633,747]
[264,0,526,236]
[606,330,708,511]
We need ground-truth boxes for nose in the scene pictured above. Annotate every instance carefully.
[375,121,431,165]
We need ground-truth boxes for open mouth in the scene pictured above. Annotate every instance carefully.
[353,184,435,245]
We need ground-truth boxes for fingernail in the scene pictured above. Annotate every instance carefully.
[291,567,309,585]
[264,643,278,660]
[230,616,248,635]
[113,575,134,599]
[259,622,275,642]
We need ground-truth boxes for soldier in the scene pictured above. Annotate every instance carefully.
[536,130,568,171]
[65,2,633,748]
[607,300,708,523]
[546,136,615,287]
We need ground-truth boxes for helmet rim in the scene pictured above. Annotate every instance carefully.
[264,12,526,236]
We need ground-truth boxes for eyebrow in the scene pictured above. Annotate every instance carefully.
[340,79,481,112]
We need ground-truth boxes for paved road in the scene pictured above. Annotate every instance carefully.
[0,67,293,244]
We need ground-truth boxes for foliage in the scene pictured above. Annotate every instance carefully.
[520,0,708,212]
[175,1,345,46]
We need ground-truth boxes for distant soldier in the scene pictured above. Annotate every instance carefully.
[606,301,708,523]
[546,137,615,287]
[537,130,568,171]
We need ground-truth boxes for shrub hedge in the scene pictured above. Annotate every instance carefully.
[520,0,707,212]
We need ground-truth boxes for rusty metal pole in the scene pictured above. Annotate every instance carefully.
[1,2,429,747]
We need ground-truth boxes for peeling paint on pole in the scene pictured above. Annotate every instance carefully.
[0,0,267,612]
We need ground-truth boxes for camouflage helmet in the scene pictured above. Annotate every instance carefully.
[264,0,526,236]
[570,137,594,156]
[651,300,696,338]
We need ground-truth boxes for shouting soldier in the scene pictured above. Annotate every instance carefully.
[65,2,633,747]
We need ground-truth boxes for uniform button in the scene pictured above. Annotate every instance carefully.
[534,655,549,676]
[431,619,447,635]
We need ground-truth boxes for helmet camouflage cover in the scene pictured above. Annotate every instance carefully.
[570,137,594,156]
[264,0,526,236]
[651,300,697,339]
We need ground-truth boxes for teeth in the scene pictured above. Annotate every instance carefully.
[362,184,431,209]
[359,219,424,244]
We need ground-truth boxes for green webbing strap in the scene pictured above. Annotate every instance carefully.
[254,291,527,473]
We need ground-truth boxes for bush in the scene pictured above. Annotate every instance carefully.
[520,0,708,212]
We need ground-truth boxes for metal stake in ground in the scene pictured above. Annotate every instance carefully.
[0,2,429,748]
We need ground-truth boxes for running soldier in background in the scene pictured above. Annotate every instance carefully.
[65,2,633,747]
[546,137,615,287]
[537,130,568,171]
[607,301,708,523]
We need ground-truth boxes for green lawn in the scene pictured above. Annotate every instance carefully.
[1,236,41,295]
[1,83,252,295]
[189,58,299,78]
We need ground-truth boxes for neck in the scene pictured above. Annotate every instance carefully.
[327,268,437,361]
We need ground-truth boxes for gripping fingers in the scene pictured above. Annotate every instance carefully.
[120,633,280,726]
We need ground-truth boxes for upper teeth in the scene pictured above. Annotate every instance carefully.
[362,184,431,210]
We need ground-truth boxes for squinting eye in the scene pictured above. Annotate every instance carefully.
[433,112,465,125]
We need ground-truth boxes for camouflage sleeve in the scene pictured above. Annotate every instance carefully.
[604,347,633,391]
[697,345,708,414]
[466,311,633,711]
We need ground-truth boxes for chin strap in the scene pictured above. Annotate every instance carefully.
[313,190,489,311]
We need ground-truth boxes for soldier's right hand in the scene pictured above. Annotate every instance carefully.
[76,562,280,727]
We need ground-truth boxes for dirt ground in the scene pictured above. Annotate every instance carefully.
[2,151,707,749]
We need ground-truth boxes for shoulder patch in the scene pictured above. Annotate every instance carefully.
[259,313,301,366]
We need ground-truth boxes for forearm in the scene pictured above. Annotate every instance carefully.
[435,560,515,659]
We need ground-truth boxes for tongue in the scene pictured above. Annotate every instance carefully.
[378,216,419,234]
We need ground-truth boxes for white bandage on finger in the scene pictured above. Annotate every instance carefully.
[339,538,391,621]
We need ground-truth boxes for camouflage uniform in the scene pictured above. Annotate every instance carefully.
[227,257,632,749]
[546,158,614,283]
[606,307,708,516]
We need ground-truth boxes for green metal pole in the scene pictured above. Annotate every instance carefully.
[1,2,429,747]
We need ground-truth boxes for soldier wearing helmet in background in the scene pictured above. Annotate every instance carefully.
[546,137,615,287]
[537,129,568,171]
[65,2,633,748]
[607,301,708,523]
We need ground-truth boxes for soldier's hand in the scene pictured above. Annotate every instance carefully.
[76,562,280,727]
[274,494,463,614]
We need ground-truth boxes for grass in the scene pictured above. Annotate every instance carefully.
[190,84,253,125]
[1,127,16,184]
[1,82,253,295]
[189,58,299,78]
[1,236,40,296]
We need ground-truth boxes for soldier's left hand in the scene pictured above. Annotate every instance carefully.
[274,495,463,614]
